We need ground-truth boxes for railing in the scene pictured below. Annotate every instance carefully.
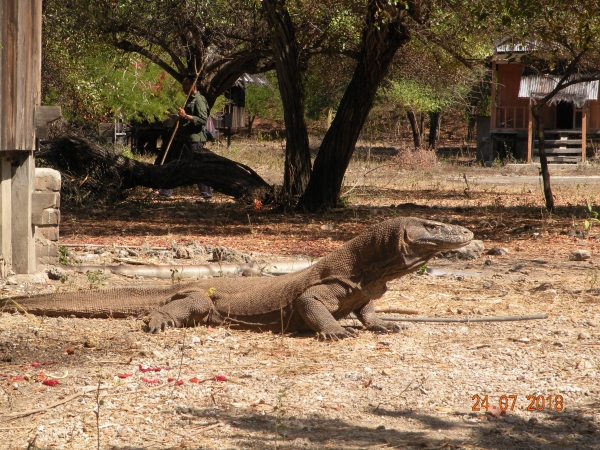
[494,106,529,129]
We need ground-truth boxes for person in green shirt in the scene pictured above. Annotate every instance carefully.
[157,75,213,200]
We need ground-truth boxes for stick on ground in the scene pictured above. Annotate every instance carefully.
[380,313,548,323]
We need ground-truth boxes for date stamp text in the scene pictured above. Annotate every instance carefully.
[472,394,564,412]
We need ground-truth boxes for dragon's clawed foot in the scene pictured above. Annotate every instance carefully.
[147,311,180,333]
[365,322,407,334]
[317,327,359,341]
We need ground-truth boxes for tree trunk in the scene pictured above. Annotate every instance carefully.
[407,110,422,149]
[466,114,476,141]
[38,137,272,205]
[247,113,255,137]
[262,0,311,198]
[428,111,440,149]
[530,104,554,211]
[297,1,413,211]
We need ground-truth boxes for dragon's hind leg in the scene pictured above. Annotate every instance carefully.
[146,291,214,333]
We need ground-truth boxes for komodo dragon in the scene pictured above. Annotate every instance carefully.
[2,217,472,339]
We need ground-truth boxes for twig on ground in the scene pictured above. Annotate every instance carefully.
[463,172,471,198]
[94,380,101,450]
[185,421,223,437]
[380,313,548,323]
[374,307,419,315]
[45,371,69,380]
[170,328,187,399]
[0,386,113,421]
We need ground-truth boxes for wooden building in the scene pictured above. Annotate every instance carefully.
[482,42,600,163]
[1,0,60,274]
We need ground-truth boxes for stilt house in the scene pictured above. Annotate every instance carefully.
[480,41,600,163]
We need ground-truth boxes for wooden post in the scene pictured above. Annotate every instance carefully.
[582,102,587,163]
[11,151,35,273]
[0,158,11,263]
[490,61,497,130]
[527,102,533,163]
[0,0,43,274]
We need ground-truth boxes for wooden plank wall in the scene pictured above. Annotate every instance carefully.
[0,0,42,152]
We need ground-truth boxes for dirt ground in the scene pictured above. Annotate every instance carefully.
[1,143,600,449]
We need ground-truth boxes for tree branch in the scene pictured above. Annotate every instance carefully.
[113,39,182,81]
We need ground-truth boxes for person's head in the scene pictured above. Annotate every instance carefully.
[182,76,197,94]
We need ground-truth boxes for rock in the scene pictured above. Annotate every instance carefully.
[174,246,192,259]
[93,247,106,254]
[542,289,558,296]
[84,338,98,348]
[441,240,484,260]
[210,246,254,264]
[486,404,504,418]
[242,267,261,277]
[487,247,509,255]
[577,360,593,370]
[5,277,18,285]
[570,250,591,261]
[46,267,67,280]
[578,332,591,340]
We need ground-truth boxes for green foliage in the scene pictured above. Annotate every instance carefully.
[245,73,284,122]
[90,53,184,122]
[43,44,182,123]
[304,55,353,120]
[58,246,70,266]
[383,78,452,114]
[584,201,600,236]
[86,270,107,289]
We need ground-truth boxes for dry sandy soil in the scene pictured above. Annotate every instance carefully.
[1,143,600,449]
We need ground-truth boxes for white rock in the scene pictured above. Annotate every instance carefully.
[570,250,591,261]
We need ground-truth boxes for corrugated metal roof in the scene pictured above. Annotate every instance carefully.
[495,41,530,53]
[238,73,271,88]
[518,75,599,107]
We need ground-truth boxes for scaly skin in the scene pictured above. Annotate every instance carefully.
[2,217,473,339]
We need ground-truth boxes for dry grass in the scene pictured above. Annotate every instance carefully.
[2,139,600,449]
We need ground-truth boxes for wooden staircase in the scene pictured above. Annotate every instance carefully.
[533,130,584,163]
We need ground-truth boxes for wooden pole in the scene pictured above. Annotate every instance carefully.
[527,101,533,163]
[490,61,497,130]
[582,102,588,163]
[160,71,202,165]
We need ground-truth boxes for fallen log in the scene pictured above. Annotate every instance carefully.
[72,259,316,278]
[37,137,272,205]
